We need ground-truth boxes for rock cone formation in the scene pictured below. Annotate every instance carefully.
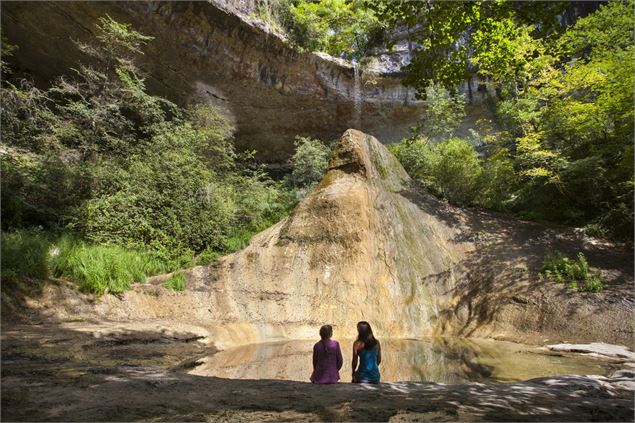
[199,129,473,345]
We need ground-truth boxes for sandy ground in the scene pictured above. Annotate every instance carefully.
[2,320,634,422]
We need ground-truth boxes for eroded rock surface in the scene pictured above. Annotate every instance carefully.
[2,129,634,421]
[2,339,633,422]
[2,321,633,421]
[549,344,635,361]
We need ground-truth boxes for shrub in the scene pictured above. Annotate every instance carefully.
[2,15,299,280]
[582,275,604,293]
[389,137,437,188]
[1,231,50,282]
[254,0,290,34]
[391,137,484,205]
[433,138,483,205]
[479,148,518,210]
[194,248,220,266]
[164,271,185,291]
[50,236,168,295]
[287,136,331,189]
[540,251,604,293]
[1,146,89,232]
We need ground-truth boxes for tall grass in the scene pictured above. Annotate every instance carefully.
[2,230,238,295]
[164,271,186,291]
[1,231,51,282]
[50,236,168,295]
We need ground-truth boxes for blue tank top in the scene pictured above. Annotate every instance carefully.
[356,345,380,382]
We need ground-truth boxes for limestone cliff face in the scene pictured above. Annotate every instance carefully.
[1,1,424,161]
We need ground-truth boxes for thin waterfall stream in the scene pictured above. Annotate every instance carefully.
[352,59,362,129]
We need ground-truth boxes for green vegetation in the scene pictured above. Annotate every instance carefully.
[391,138,480,206]
[369,1,570,95]
[50,237,168,294]
[385,2,634,241]
[253,0,384,59]
[286,0,383,59]
[1,16,325,293]
[286,136,331,196]
[540,252,604,293]
[1,231,169,295]
[412,83,466,141]
[164,272,186,291]
[2,1,631,299]
[1,231,50,283]
[251,1,632,241]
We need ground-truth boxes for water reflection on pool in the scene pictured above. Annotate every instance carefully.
[190,338,610,383]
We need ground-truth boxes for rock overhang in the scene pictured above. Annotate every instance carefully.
[1,0,425,162]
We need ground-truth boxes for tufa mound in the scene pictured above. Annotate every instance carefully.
[197,129,474,346]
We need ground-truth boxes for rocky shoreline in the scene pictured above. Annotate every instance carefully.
[2,320,633,422]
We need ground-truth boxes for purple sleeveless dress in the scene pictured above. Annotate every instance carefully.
[310,339,343,384]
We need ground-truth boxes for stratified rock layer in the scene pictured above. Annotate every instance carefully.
[1,1,424,161]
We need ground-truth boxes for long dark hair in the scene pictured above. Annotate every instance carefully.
[356,321,378,350]
[319,324,333,353]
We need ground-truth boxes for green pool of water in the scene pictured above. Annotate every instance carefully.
[190,337,612,383]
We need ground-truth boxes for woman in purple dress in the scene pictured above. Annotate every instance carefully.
[310,325,343,384]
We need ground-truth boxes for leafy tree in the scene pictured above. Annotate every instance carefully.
[368,0,571,95]
[413,82,466,141]
[479,148,517,210]
[509,1,633,237]
[286,0,384,59]
[387,1,634,241]
[471,18,550,96]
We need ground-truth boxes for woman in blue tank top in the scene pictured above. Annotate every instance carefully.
[351,321,381,383]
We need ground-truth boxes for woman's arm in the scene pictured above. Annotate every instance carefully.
[312,344,318,370]
[377,341,382,366]
[336,342,343,370]
[351,341,362,378]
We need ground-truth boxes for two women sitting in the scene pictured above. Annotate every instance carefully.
[310,321,381,384]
